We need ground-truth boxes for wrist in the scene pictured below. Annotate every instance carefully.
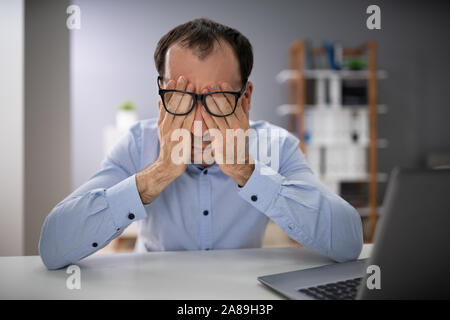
[231,163,255,187]
[136,160,180,204]
[136,170,152,205]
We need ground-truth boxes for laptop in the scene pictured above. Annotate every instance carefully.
[258,168,450,299]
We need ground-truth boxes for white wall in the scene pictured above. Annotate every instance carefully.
[0,0,24,256]
[0,0,72,256]
[24,0,72,255]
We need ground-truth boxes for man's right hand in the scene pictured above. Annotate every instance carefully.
[136,75,195,204]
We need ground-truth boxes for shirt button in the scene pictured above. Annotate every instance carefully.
[251,195,258,202]
[203,210,209,216]
[203,169,208,175]
[128,213,135,220]
[92,242,98,247]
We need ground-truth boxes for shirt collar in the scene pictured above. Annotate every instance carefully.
[186,162,220,174]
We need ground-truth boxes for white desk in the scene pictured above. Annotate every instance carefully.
[0,244,372,299]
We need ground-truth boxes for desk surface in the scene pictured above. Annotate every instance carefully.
[0,244,372,299]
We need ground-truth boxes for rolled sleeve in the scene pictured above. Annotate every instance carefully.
[105,174,148,228]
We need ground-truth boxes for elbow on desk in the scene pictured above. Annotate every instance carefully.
[38,212,70,270]
[330,239,363,263]
[337,205,364,262]
[39,250,66,270]
[328,204,364,263]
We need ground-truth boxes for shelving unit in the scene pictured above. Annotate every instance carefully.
[277,40,387,242]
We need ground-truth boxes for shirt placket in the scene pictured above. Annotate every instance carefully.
[198,168,212,250]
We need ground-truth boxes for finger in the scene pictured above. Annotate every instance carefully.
[164,79,176,101]
[166,76,188,124]
[171,76,190,115]
[200,105,220,146]
[182,101,196,132]
[243,97,249,120]
[201,107,226,163]
[207,84,234,124]
[178,82,195,114]
[221,82,238,114]
[200,92,218,130]
[172,82,195,128]
[157,100,165,127]
[239,87,250,121]
[202,86,229,130]
[161,79,176,125]
[219,82,243,125]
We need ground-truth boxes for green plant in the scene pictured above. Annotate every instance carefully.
[118,101,136,111]
[345,57,367,70]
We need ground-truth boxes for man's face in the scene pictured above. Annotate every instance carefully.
[161,40,252,166]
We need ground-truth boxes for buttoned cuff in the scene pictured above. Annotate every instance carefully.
[105,174,148,228]
[236,160,283,213]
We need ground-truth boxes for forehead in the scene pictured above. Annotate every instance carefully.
[164,40,242,90]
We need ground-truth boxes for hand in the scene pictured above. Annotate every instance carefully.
[136,75,195,204]
[200,82,255,186]
[156,75,196,177]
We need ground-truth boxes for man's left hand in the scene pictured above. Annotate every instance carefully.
[200,82,255,187]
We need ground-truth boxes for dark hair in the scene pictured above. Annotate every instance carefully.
[154,18,253,86]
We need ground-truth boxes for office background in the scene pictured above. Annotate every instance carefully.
[1,0,449,256]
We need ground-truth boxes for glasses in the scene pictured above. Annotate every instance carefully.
[157,76,247,117]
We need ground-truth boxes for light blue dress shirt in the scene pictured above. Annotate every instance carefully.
[39,119,363,270]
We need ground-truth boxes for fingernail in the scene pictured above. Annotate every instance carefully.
[178,76,184,84]
[210,84,216,90]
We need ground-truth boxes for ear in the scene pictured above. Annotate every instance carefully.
[243,81,253,112]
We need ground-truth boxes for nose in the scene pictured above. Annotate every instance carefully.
[191,100,208,137]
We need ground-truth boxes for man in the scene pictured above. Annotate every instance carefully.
[39,18,363,270]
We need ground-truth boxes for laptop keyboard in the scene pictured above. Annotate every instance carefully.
[298,277,362,300]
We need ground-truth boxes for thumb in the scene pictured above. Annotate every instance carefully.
[157,100,165,127]
[245,100,250,118]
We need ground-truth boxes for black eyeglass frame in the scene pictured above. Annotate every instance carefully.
[157,76,248,117]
